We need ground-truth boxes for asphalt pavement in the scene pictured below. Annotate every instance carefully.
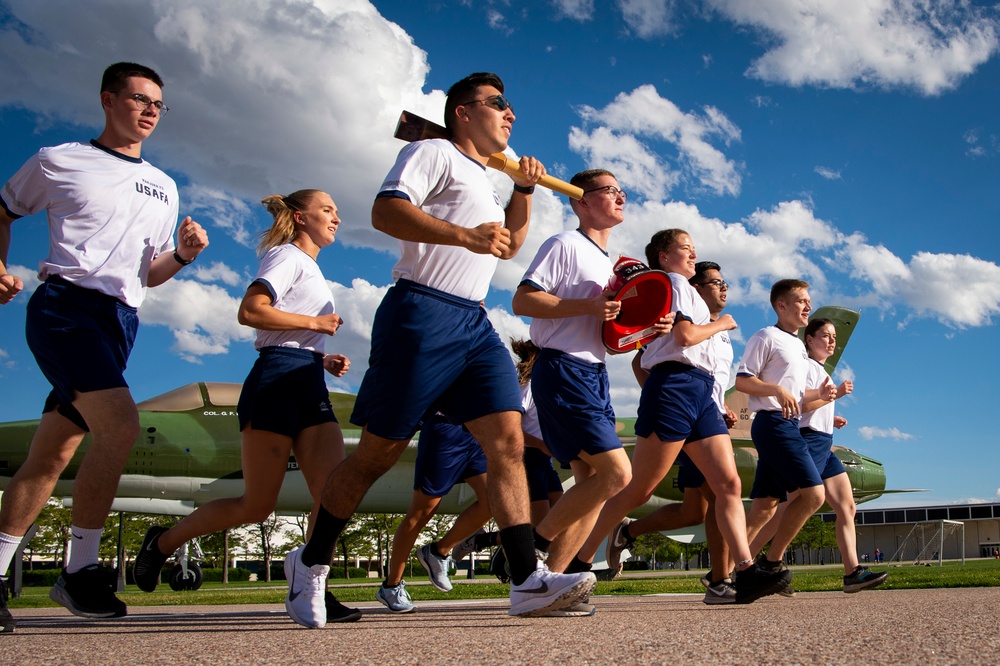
[5,587,998,664]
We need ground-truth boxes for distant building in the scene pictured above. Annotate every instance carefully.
[820,501,1000,561]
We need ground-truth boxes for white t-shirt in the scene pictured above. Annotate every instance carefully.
[710,328,734,413]
[737,325,810,413]
[1,141,179,307]
[251,244,335,353]
[519,229,613,364]
[377,139,505,302]
[798,358,835,433]
[521,383,542,440]
[640,273,716,373]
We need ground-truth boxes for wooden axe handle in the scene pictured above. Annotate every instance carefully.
[395,110,583,200]
[484,153,583,200]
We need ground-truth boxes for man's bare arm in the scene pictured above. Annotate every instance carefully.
[372,197,511,257]
[0,210,24,304]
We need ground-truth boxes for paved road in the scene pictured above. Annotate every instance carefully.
[5,587,998,664]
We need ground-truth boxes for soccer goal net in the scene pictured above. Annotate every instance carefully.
[888,519,965,565]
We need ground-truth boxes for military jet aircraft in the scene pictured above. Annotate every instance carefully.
[0,306,897,587]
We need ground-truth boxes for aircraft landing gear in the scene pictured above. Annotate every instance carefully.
[168,538,205,591]
[169,561,203,591]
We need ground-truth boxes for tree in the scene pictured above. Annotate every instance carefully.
[633,532,683,569]
[31,500,73,568]
[244,513,289,582]
[791,516,837,564]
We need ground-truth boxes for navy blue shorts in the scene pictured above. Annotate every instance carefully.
[524,446,562,502]
[351,280,522,440]
[237,347,337,437]
[800,428,846,480]
[531,348,621,466]
[26,276,138,432]
[414,415,487,497]
[749,410,823,499]
[676,450,706,491]
[635,362,728,444]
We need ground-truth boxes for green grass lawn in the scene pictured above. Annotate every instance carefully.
[10,558,999,609]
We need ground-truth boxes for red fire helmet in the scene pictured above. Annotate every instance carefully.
[602,256,673,354]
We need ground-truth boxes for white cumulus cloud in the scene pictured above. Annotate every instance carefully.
[858,425,915,441]
[619,0,679,38]
[570,85,743,199]
[708,0,1000,95]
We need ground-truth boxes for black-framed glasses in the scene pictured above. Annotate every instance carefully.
[118,92,169,116]
[695,279,728,290]
[583,185,627,200]
[458,94,514,115]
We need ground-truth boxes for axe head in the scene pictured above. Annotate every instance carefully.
[394,110,451,142]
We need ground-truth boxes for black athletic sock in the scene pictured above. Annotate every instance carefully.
[532,529,551,554]
[474,531,499,550]
[565,556,593,574]
[500,524,537,586]
[300,506,348,567]
[621,523,635,545]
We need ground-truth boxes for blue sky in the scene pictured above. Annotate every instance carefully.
[1,0,999,508]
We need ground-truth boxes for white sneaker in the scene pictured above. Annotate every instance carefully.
[509,561,596,617]
[538,602,597,617]
[284,546,329,629]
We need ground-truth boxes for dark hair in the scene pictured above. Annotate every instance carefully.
[690,261,721,285]
[769,279,809,307]
[101,62,164,93]
[444,72,505,132]
[644,229,689,271]
[804,317,833,338]
[570,169,616,191]
[511,338,540,386]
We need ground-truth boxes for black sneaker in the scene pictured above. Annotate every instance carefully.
[49,565,127,618]
[133,526,171,593]
[325,591,362,623]
[843,566,888,593]
[1,576,14,633]
[489,547,510,584]
[754,554,786,573]
[733,564,791,604]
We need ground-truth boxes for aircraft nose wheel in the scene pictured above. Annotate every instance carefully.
[168,562,204,591]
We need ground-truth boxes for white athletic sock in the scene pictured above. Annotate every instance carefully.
[66,526,103,574]
[0,531,22,578]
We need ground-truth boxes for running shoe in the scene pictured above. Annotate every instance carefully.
[451,528,486,563]
[594,564,622,581]
[490,547,510,584]
[508,560,596,617]
[325,590,362,623]
[417,543,453,592]
[699,573,712,588]
[49,565,127,618]
[539,602,596,617]
[733,564,791,604]
[284,546,329,628]
[376,580,416,613]
[778,581,797,597]
[132,525,170,593]
[702,580,737,605]
[0,577,14,633]
[605,517,634,572]
[843,566,888,593]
